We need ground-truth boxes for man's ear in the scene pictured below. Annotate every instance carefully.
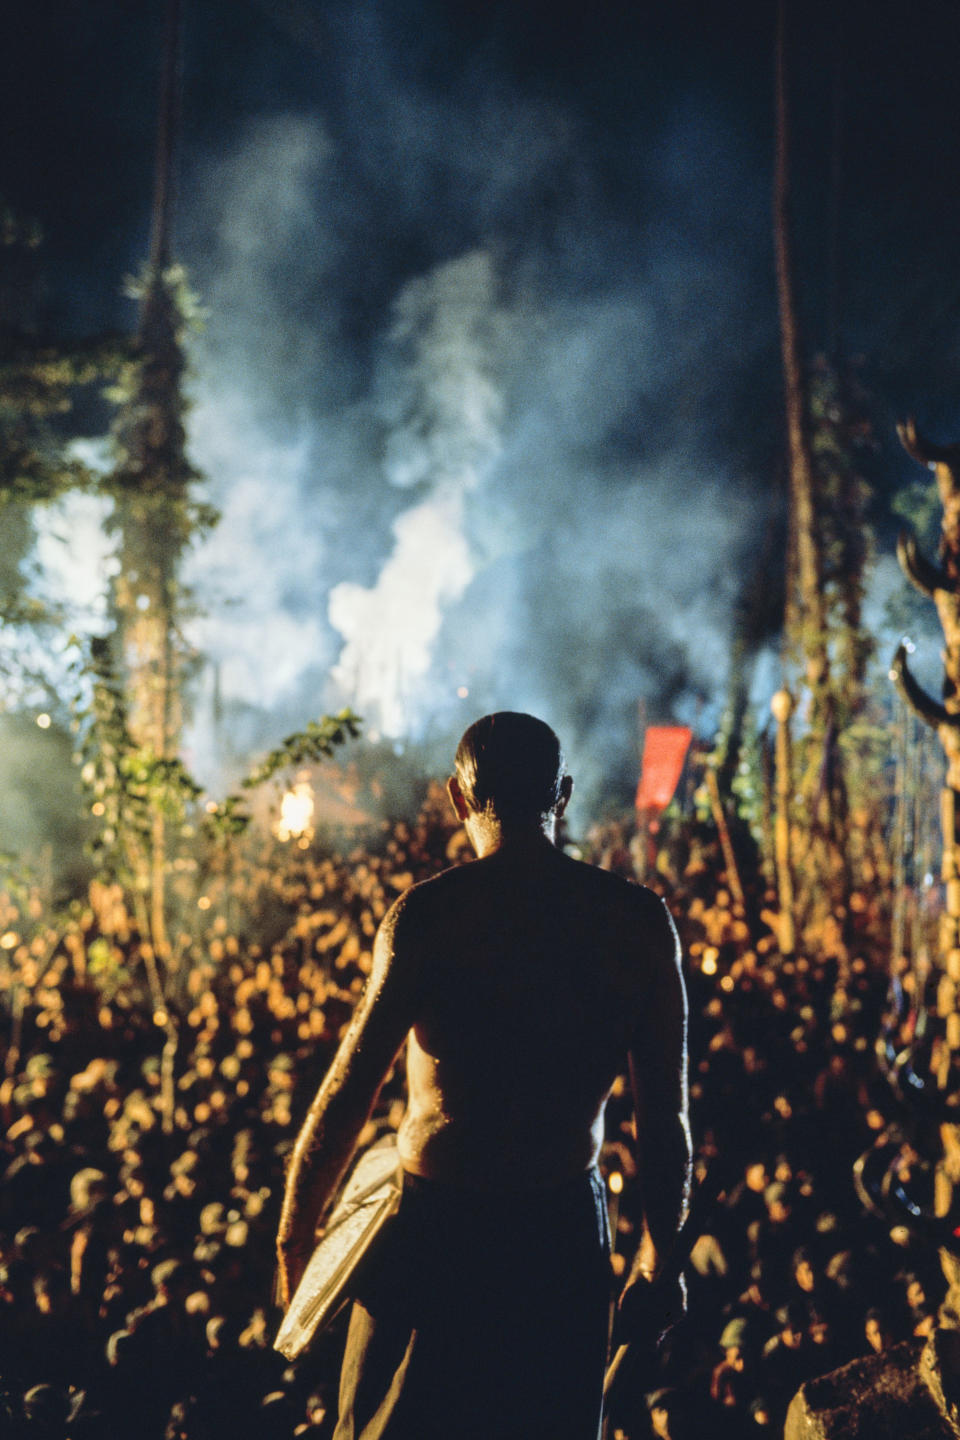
[556,773,573,817]
[447,775,470,821]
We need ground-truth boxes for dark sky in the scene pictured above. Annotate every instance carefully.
[7,0,960,375]
[4,0,960,809]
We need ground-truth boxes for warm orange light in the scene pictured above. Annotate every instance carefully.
[276,783,315,841]
[608,1171,624,1196]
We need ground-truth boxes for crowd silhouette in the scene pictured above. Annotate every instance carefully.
[0,786,942,1438]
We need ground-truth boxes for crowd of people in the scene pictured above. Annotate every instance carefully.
[0,782,946,1438]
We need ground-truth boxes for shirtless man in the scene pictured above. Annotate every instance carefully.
[276,711,691,1440]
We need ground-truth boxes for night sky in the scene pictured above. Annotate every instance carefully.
[4,0,960,813]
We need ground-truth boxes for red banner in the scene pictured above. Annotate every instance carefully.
[635,725,692,814]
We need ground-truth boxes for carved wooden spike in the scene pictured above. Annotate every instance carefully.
[889,643,957,730]
[898,416,960,470]
[896,530,951,598]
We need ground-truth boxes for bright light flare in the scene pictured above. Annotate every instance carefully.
[276,782,315,842]
[36,713,51,729]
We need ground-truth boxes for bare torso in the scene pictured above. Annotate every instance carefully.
[395,841,671,1188]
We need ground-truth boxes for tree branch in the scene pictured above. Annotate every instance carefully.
[897,529,950,598]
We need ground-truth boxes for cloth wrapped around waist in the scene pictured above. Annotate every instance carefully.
[353,1164,611,1324]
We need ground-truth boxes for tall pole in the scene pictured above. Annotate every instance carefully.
[774,0,825,695]
[109,0,190,1132]
[771,688,796,957]
[148,0,181,277]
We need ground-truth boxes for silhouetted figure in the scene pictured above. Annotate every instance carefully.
[277,712,692,1440]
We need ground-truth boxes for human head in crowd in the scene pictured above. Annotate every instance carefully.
[773,1302,808,1349]
[646,1387,678,1439]
[720,1316,752,1369]
[864,1307,894,1353]
[764,1182,792,1224]
[0,799,945,1435]
[749,1395,773,1427]
[791,1247,816,1293]
[744,1162,769,1194]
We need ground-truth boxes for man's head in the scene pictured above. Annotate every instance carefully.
[645,1388,677,1438]
[448,713,572,846]
[744,1161,769,1194]
[719,1316,750,1367]
[776,1302,807,1348]
[764,1181,791,1223]
[792,1247,815,1292]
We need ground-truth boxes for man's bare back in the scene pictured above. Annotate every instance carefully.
[396,839,680,1189]
[275,712,691,1440]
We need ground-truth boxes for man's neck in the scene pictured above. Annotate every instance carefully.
[468,815,558,859]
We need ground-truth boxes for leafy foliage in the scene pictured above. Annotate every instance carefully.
[71,637,204,888]
[72,634,361,939]
[242,712,363,790]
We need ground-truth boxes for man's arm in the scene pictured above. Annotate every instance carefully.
[625,893,692,1293]
[275,895,419,1308]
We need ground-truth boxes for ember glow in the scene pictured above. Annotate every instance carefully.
[276,782,315,842]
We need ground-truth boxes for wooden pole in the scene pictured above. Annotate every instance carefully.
[771,689,796,956]
[774,0,825,692]
[703,764,746,914]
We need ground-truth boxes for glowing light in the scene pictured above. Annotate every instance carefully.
[701,947,719,976]
[276,782,314,842]
[608,1171,624,1196]
[720,975,735,993]
[457,686,469,699]
[35,713,51,729]
[197,896,212,911]
[91,802,106,817]
[153,1008,169,1027]
[205,800,219,814]
[0,931,20,949]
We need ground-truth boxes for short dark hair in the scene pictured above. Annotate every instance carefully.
[454,712,566,821]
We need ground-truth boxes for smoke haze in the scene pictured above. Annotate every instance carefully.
[173,55,777,815]
[11,0,960,825]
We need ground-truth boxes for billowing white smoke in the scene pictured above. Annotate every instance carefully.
[329,251,504,737]
[161,84,785,811]
[32,489,114,628]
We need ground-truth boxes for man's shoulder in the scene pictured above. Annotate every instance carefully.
[387,852,673,932]
[559,855,670,916]
[380,861,467,927]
